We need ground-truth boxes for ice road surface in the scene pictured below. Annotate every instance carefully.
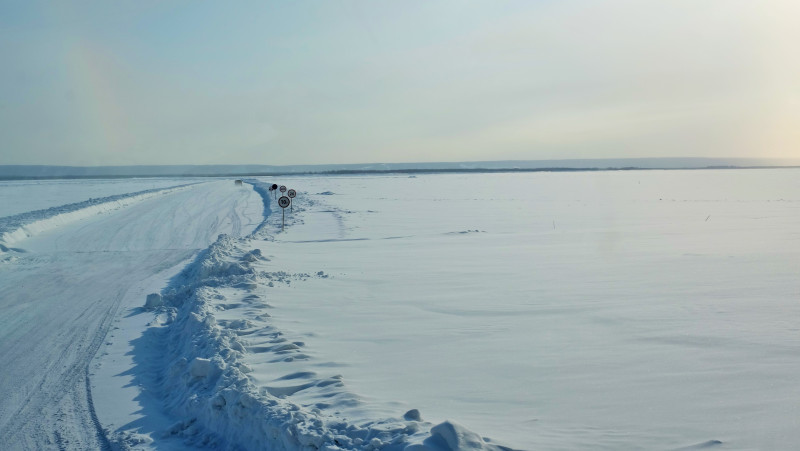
[0,180,263,449]
[245,169,800,450]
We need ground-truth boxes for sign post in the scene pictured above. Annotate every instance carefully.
[271,184,278,199]
[278,195,291,231]
[287,189,296,212]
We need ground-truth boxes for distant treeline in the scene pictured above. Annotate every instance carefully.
[2,165,799,181]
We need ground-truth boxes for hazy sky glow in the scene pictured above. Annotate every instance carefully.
[2,0,799,166]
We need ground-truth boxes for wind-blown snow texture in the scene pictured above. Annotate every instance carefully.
[138,180,507,450]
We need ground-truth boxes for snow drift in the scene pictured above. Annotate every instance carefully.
[141,181,512,450]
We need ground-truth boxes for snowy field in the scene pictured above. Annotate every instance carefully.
[242,170,800,450]
[2,169,800,450]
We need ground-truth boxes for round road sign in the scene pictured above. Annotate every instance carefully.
[278,196,291,209]
[279,185,287,193]
[271,184,278,190]
[287,189,296,198]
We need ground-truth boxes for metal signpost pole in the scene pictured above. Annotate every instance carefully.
[278,195,291,231]
[287,189,296,212]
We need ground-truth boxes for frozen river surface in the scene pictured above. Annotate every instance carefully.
[257,169,800,450]
[1,169,800,450]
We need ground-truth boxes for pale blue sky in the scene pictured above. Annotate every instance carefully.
[1,0,799,166]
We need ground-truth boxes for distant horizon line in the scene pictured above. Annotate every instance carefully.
[4,156,800,170]
[2,157,800,181]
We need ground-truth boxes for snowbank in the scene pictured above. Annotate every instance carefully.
[140,180,512,450]
[243,179,274,234]
[0,183,197,249]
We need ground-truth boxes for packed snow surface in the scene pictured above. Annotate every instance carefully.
[3,169,800,450]
[0,180,263,449]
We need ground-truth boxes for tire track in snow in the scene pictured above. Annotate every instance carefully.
[0,181,264,449]
[0,288,121,449]
[229,193,244,236]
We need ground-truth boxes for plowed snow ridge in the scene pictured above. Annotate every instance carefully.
[140,180,511,451]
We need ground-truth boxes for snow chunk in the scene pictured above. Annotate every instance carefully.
[241,248,263,262]
[188,357,220,380]
[144,293,163,309]
[429,421,491,450]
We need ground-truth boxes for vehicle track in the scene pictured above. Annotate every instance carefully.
[0,181,263,449]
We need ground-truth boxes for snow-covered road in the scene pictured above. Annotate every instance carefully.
[0,181,263,449]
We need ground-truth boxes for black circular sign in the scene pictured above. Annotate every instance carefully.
[279,185,287,193]
[278,196,291,209]
[271,184,278,190]
[287,189,296,198]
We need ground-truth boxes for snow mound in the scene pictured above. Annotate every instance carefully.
[143,217,512,449]
[427,422,499,451]
[0,183,197,247]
